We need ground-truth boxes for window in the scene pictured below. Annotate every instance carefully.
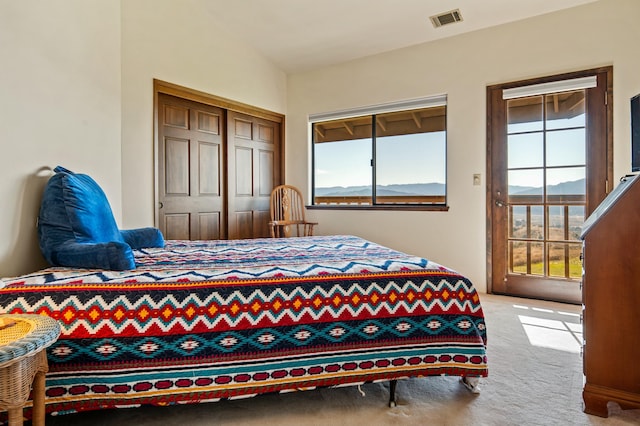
[310,96,447,210]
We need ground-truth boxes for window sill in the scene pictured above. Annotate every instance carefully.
[307,205,449,212]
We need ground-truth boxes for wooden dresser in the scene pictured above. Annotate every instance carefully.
[580,174,640,417]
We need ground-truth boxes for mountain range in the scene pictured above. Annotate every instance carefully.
[316,178,585,197]
[509,178,585,195]
[315,183,445,197]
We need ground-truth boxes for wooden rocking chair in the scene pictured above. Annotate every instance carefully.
[268,185,318,238]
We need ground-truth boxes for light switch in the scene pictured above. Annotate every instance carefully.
[473,173,481,186]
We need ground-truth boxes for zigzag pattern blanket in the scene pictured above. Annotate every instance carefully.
[0,235,487,416]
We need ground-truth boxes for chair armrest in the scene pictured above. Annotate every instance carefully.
[269,220,317,226]
[269,220,318,238]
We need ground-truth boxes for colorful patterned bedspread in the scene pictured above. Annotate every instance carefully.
[0,235,487,416]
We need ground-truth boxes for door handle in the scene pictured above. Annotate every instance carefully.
[159,202,164,209]
[495,200,505,207]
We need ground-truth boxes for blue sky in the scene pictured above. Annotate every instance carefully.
[313,105,586,190]
[508,107,586,187]
[314,132,446,188]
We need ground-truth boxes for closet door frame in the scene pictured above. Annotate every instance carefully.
[153,79,286,234]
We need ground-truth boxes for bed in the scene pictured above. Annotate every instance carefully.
[0,234,487,419]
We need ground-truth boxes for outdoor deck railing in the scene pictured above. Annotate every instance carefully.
[314,195,446,205]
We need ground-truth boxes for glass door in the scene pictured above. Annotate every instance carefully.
[507,92,585,282]
[488,68,612,303]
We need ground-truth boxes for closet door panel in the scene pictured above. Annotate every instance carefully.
[227,111,281,239]
[158,94,225,240]
[258,150,274,197]
[198,142,221,196]
[234,146,254,196]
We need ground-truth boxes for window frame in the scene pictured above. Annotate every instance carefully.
[308,96,449,211]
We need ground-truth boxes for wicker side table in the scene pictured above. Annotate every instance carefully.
[0,314,60,426]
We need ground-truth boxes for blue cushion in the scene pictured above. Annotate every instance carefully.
[121,227,165,250]
[38,166,164,270]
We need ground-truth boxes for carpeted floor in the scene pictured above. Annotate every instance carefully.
[47,294,640,426]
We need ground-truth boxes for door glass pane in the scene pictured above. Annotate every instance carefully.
[568,206,585,241]
[508,133,543,168]
[546,167,585,200]
[546,129,586,167]
[548,242,568,278]
[545,90,586,130]
[547,206,565,240]
[529,242,544,275]
[510,205,526,238]
[508,96,543,133]
[509,241,527,274]
[509,169,543,203]
[530,206,544,240]
[509,205,543,240]
[568,243,582,279]
[547,242,582,279]
[509,241,544,275]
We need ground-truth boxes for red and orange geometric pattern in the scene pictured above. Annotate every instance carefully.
[0,235,487,419]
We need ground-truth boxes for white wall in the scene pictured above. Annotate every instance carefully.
[287,0,640,291]
[0,0,121,277]
[120,0,287,228]
[3,0,638,290]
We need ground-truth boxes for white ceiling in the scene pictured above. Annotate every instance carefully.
[203,0,598,73]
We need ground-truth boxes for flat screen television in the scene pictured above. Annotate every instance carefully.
[632,94,640,172]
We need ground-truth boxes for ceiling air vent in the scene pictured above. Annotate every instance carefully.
[430,9,463,28]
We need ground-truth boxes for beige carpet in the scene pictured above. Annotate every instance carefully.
[47,294,640,426]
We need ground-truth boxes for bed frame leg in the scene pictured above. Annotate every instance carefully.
[388,380,397,407]
[461,376,481,394]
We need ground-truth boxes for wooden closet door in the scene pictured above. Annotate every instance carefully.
[227,111,281,239]
[158,94,226,240]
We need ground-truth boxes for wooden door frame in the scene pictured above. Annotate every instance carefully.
[486,66,613,301]
[153,79,286,228]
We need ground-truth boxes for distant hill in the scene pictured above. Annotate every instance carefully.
[316,178,585,198]
[509,178,585,195]
[316,182,445,197]
[315,185,370,196]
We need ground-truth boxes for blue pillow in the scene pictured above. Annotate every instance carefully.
[38,166,164,270]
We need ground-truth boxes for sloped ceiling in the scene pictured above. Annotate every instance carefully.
[203,0,598,73]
